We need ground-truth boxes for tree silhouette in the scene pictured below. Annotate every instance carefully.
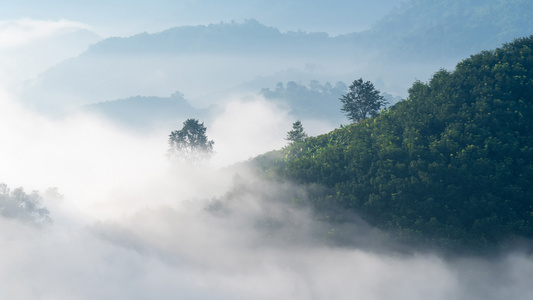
[168,118,214,164]
[340,78,387,123]
[286,120,308,143]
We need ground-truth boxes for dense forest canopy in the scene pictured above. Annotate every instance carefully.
[252,36,533,253]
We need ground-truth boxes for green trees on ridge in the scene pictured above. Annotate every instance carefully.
[253,36,533,252]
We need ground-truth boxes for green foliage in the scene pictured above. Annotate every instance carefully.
[168,118,214,164]
[254,36,533,253]
[286,120,308,143]
[340,78,388,123]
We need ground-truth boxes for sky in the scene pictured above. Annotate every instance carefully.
[0,0,405,90]
[1,1,533,299]
[0,0,405,37]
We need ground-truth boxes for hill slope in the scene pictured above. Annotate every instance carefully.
[254,36,533,252]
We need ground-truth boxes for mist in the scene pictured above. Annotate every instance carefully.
[0,19,100,87]
[2,84,533,299]
[2,1,533,299]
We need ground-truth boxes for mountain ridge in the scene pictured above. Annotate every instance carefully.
[20,0,533,119]
[250,36,533,253]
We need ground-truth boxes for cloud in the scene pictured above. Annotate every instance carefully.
[0,18,90,49]
[0,18,99,87]
[1,88,533,300]
[209,96,292,167]
[2,180,533,299]
[0,89,172,221]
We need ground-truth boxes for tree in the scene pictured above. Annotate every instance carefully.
[286,120,308,143]
[263,36,533,252]
[0,183,51,225]
[340,78,387,123]
[168,118,214,164]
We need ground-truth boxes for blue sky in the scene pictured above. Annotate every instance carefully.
[0,0,405,85]
[0,0,405,37]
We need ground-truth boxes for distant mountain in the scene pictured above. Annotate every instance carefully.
[1,25,101,85]
[84,80,353,133]
[87,19,352,56]
[358,0,533,61]
[20,19,356,112]
[260,80,402,124]
[20,0,533,116]
[0,0,404,37]
[84,91,207,132]
[260,80,347,124]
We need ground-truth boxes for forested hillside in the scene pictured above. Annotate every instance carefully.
[359,0,533,60]
[252,36,533,252]
[87,19,350,56]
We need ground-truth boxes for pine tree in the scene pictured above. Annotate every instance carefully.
[286,120,308,143]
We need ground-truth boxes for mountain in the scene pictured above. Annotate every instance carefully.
[358,0,533,61]
[87,19,351,56]
[19,19,358,113]
[83,91,207,131]
[260,80,347,124]
[0,0,404,37]
[260,80,402,123]
[251,36,533,253]
[83,79,352,134]
[19,0,533,118]
[0,23,101,86]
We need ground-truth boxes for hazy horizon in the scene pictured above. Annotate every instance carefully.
[0,0,405,38]
[1,1,532,299]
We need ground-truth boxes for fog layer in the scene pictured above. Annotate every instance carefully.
[1,3,533,298]
[1,89,533,299]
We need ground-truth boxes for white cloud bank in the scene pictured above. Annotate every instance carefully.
[0,19,90,49]
[0,19,100,86]
[0,8,530,300]
[1,189,533,300]
[1,80,532,300]
[209,97,292,166]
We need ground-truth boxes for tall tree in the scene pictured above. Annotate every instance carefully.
[168,118,214,164]
[286,120,308,143]
[340,78,387,123]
